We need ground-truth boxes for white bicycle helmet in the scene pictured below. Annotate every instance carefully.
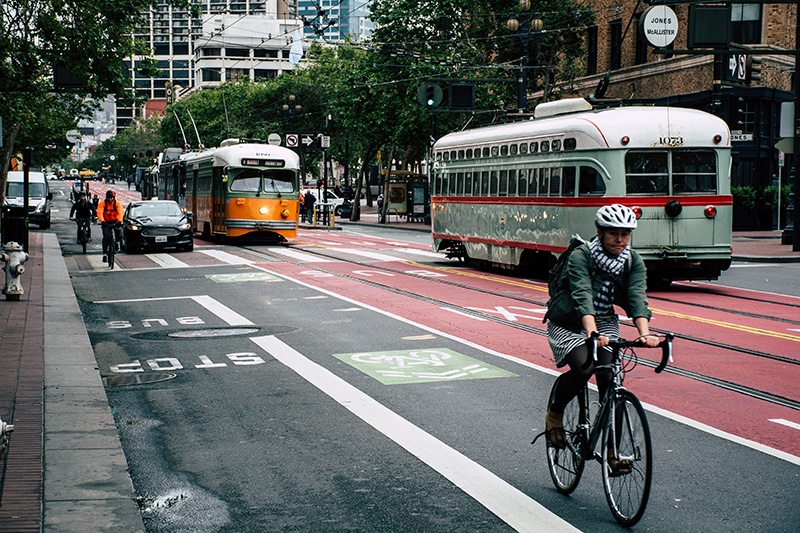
[595,204,638,230]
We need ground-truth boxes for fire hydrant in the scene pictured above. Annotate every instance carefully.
[2,241,28,301]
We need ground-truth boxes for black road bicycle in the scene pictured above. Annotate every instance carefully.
[538,332,673,527]
[75,217,91,254]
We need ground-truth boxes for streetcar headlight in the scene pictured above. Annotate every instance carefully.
[704,205,717,219]
[259,206,268,215]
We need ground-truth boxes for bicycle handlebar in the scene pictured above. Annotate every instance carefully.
[589,331,674,373]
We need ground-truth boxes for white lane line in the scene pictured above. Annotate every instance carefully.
[268,247,337,262]
[769,418,800,431]
[146,253,190,268]
[337,248,403,262]
[190,295,255,326]
[396,248,445,258]
[94,294,254,327]
[250,335,579,533]
[200,249,253,264]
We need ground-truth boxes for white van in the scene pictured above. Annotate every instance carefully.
[4,171,52,228]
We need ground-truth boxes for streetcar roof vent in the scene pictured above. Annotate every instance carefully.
[220,138,240,147]
[533,98,593,119]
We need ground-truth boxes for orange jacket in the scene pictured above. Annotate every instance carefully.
[97,198,124,223]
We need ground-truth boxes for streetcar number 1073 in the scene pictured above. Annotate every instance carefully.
[658,136,683,146]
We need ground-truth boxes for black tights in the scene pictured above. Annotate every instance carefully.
[550,342,613,414]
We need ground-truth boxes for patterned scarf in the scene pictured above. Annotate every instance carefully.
[589,236,630,316]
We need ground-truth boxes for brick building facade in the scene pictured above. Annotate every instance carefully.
[556,2,797,230]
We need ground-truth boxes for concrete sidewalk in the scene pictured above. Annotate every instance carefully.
[0,233,144,532]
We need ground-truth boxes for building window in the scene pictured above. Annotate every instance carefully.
[731,4,762,45]
[202,68,221,82]
[586,26,597,75]
[609,20,622,70]
[202,48,222,57]
[634,14,647,65]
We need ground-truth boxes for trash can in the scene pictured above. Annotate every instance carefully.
[1,206,29,252]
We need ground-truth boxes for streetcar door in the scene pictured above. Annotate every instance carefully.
[212,166,227,234]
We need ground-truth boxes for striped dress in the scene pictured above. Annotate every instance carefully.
[548,315,620,367]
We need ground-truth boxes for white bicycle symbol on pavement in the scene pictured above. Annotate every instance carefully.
[350,349,452,368]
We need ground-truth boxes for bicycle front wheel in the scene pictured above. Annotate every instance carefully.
[601,390,652,527]
[546,392,585,494]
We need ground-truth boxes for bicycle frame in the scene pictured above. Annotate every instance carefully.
[574,359,621,462]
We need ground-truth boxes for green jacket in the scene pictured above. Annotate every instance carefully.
[545,243,652,332]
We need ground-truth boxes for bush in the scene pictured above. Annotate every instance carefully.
[731,185,757,211]
[760,184,792,209]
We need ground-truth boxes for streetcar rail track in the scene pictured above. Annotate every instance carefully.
[242,242,800,410]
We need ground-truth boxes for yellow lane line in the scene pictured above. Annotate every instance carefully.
[652,308,800,342]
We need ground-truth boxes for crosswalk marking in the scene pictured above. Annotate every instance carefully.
[269,248,337,262]
[199,249,253,264]
[147,253,189,268]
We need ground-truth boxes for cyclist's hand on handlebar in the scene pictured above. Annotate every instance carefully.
[638,335,661,348]
[589,331,609,347]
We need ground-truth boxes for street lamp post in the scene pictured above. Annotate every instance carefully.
[507,0,543,114]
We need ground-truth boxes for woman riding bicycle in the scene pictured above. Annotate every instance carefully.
[69,191,94,243]
[96,189,124,263]
[543,204,659,451]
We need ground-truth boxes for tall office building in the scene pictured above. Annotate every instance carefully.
[298,0,374,43]
[118,0,303,131]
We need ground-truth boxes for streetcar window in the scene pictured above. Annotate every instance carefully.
[464,172,473,195]
[230,171,262,192]
[527,169,538,196]
[519,143,528,154]
[540,140,550,153]
[578,166,606,196]
[501,145,509,156]
[508,169,517,196]
[466,148,473,158]
[491,146,499,157]
[490,171,499,195]
[449,172,457,194]
[450,151,457,160]
[482,147,490,157]
[264,170,295,193]
[625,151,669,194]
[433,174,442,195]
[517,170,528,195]
[562,167,577,196]
[456,172,465,195]
[672,150,717,193]
[442,152,450,161]
[457,150,465,160]
[481,171,490,195]
[538,169,549,196]
[509,144,518,156]
[499,170,508,196]
[552,139,562,151]
[564,138,577,151]
[530,142,538,153]
[550,169,561,195]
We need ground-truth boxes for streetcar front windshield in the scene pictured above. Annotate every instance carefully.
[229,169,296,193]
[625,150,717,195]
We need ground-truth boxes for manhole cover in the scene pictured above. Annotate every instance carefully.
[104,373,177,387]
[169,328,260,338]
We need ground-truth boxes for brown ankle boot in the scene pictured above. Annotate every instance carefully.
[545,410,566,449]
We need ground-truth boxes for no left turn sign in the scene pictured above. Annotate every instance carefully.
[286,134,299,147]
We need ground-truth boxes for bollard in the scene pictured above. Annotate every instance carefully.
[1,241,29,301]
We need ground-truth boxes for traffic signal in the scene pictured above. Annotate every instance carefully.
[735,97,745,129]
[747,56,762,85]
[417,82,442,109]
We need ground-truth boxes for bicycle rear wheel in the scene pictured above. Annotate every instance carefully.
[108,248,115,269]
[546,392,585,494]
[601,390,652,527]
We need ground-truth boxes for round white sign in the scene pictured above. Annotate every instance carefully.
[640,5,679,48]
[66,129,81,143]
[267,133,281,146]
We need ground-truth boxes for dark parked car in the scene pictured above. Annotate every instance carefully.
[123,200,193,253]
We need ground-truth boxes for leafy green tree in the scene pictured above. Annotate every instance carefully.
[0,0,187,204]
